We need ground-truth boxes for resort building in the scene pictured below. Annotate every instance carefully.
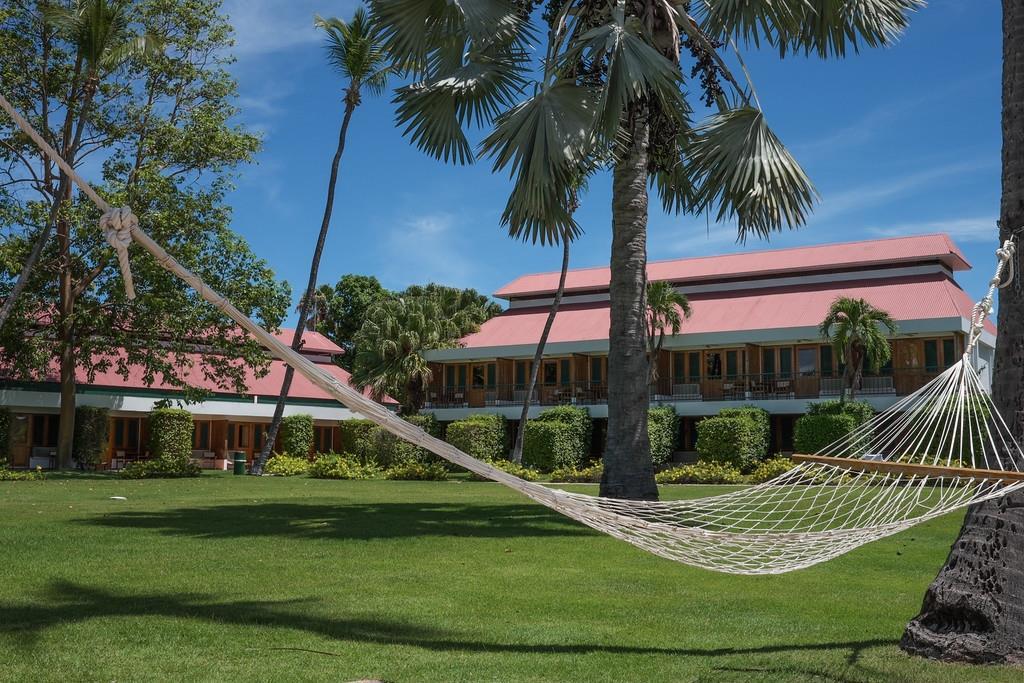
[421,234,996,455]
[0,329,391,469]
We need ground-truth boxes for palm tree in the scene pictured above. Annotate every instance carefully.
[369,0,921,498]
[902,0,1024,663]
[646,280,691,385]
[352,290,492,414]
[818,297,897,403]
[0,0,157,330]
[254,7,391,474]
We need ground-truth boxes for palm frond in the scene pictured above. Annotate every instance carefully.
[696,0,924,58]
[687,106,817,241]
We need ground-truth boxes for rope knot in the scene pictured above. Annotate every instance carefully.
[100,206,137,300]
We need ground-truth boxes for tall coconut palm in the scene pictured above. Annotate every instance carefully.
[902,0,1024,663]
[818,297,897,403]
[646,280,691,384]
[352,289,492,414]
[0,0,158,330]
[369,0,921,498]
[254,7,391,474]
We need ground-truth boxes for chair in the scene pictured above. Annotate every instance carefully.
[774,380,792,398]
[671,383,702,401]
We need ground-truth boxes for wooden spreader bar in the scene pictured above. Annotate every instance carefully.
[792,454,1024,484]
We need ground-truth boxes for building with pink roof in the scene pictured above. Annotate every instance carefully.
[422,234,996,454]
[1,328,396,470]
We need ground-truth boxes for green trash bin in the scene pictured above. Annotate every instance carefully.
[233,452,247,475]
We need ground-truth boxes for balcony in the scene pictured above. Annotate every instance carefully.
[423,369,943,410]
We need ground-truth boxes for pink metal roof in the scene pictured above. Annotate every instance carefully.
[271,328,343,355]
[464,274,988,349]
[494,234,971,299]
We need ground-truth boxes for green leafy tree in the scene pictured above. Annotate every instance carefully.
[0,0,290,468]
[818,297,897,403]
[255,7,393,474]
[369,0,920,499]
[352,288,493,413]
[313,274,389,368]
[646,280,691,383]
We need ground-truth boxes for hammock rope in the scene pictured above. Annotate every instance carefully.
[4,91,1023,575]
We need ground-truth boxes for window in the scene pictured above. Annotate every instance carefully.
[486,363,496,388]
[515,360,529,387]
[725,350,739,380]
[779,347,793,378]
[762,349,775,379]
[253,426,265,452]
[446,365,456,388]
[924,340,939,372]
[457,365,467,388]
[591,357,603,384]
[706,352,722,380]
[798,348,817,376]
[943,339,956,369]
[31,414,60,447]
[560,359,571,386]
[193,421,211,450]
[820,346,834,377]
[314,426,332,454]
[543,361,558,385]
[688,352,700,381]
[673,352,685,382]
[111,417,142,452]
[227,423,249,450]
[472,364,486,388]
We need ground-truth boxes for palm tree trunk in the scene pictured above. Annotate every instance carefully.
[511,238,570,464]
[600,107,657,501]
[901,0,1024,662]
[253,99,357,474]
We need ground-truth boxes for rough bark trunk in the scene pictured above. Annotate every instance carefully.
[56,210,75,469]
[253,99,356,474]
[600,108,657,501]
[901,0,1024,663]
[511,238,570,464]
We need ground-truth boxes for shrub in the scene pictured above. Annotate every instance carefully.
[0,466,45,481]
[279,414,314,457]
[468,458,540,482]
[523,420,583,472]
[718,406,770,461]
[656,462,742,485]
[120,458,201,480]
[648,406,679,467]
[535,405,591,459]
[337,419,378,462]
[405,413,441,438]
[384,461,449,481]
[264,454,310,476]
[340,416,444,468]
[793,413,860,455]
[308,452,379,480]
[696,416,763,472]
[445,414,506,462]
[749,456,797,484]
[73,406,109,469]
[806,400,874,426]
[550,462,603,483]
[0,407,10,464]
[148,408,193,461]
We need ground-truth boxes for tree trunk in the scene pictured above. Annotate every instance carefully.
[56,211,75,469]
[511,238,570,464]
[600,108,657,501]
[253,99,357,474]
[901,0,1024,663]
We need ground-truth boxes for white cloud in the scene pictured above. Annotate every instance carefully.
[379,213,478,289]
[867,216,998,242]
[221,0,357,58]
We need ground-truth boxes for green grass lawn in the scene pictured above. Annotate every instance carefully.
[0,473,1019,682]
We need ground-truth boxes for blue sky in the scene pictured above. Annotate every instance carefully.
[221,1,1001,323]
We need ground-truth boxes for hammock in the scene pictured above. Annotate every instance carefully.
[4,93,1023,575]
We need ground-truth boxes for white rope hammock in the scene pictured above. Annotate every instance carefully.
[4,92,1023,575]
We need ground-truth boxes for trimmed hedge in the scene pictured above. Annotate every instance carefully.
[648,406,679,467]
[695,415,764,472]
[339,415,444,468]
[121,458,201,479]
[793,413,860,455]
[522,420,579,472]
[148,408,193,462]
[73,406,109,469]
[656,462,742,484]
[718,406,770,461]
[445,414,506,462]
[0,407,10,465]
[806,400,874,425]
[280,414,314,457]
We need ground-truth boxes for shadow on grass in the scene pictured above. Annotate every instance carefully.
[76,502,594,540]
[1,580,893,669]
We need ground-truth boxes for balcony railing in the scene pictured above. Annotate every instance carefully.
[423,369,943,410]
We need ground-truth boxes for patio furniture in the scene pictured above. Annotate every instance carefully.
[671,383,702,401]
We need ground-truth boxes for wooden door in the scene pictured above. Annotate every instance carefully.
[8,413,30,467]
[792,346,818,397]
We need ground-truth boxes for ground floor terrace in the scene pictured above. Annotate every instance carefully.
[426,335,966,411]
[0,385,357,469]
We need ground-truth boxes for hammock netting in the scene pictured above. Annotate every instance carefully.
[3,92,1022,575]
